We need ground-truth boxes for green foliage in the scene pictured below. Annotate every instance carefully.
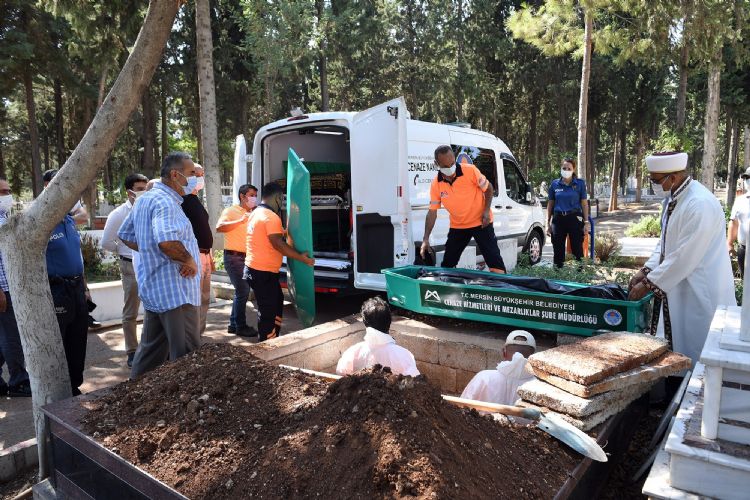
[625,215,661,238]
[594,232,621,263]
[213,249,225,272]
[735,278,743,307]
[79,232,103,272]
[514,254,635,289]
[650,128,695,155]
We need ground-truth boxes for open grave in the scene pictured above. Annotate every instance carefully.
[41,316,653,499]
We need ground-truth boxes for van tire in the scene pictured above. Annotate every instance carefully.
[524,229,544,265]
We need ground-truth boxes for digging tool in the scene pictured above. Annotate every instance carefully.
[443,395,608,462]
[280,366,607,462]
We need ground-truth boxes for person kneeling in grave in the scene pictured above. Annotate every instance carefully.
[336,297,420,377]
[461,331,536,406]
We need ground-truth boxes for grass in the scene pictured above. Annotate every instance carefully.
[625,215,661,238]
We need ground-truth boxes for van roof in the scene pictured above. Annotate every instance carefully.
[258,112,511,152]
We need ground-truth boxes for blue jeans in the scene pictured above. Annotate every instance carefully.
[224,252,251,329]
[0,292,30,387]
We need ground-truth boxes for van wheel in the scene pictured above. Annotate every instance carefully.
[525,230,543,265]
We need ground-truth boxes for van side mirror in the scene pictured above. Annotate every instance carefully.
[526,191,533,203]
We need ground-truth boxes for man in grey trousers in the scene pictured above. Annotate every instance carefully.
[118,153,202,377]
[101,173,149,367]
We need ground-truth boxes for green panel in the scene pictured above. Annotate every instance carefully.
[286,149,316,328]
[384,266,652,337]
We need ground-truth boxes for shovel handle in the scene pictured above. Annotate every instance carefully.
[278,366,542,420]
[442,395,541,420]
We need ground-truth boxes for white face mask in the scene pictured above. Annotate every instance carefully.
[651,179,670,199]
[195,177,205,191]
[0,194,13,214]
[245,196,258,209]
[439,164,456,177]
[744,179,750,192]
[561,169,573,179]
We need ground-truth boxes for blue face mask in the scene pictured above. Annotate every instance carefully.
[177,172,199,195]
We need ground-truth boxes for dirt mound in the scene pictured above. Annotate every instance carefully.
[81,343,578,499]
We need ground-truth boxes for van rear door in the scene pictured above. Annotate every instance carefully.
[350,97,411,290]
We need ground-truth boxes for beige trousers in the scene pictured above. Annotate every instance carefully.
[198,252,213,334]
[119,259,140,353]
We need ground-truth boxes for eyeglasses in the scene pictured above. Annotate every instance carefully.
[650,175,670,185]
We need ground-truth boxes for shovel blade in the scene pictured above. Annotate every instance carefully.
[536,412,608,462]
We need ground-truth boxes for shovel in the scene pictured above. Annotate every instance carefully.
[443,395,608,462]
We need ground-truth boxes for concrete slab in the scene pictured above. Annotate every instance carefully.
[517,378,653,418]
[528,332,668,386]
[533,351,691,398]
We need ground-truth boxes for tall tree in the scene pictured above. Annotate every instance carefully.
[0,0,179,476]
[195,0,223,235]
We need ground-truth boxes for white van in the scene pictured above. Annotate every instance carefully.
[233,97,545,293]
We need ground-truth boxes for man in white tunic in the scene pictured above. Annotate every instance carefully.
[336,297,419,377]
[460,330,536,406]
[628,152,735,364]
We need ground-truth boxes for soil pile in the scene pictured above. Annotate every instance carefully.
[81,343,578,499]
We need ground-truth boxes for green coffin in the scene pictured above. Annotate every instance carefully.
[286,148,316,328]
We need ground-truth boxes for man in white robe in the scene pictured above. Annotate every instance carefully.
[336,297,419,377]
[629,152,735,364]
[460,330,536,406]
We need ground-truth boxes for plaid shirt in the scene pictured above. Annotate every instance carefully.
[0,211,7,292]
[118,182,201,313]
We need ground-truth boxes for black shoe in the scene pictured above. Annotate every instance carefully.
[8,381,32,397]
[227,325,237,334]
[72,387,82,397]
[88,315,102,329]
[0,383,7,397]
[236,326,258,338]
[127,352,135,368]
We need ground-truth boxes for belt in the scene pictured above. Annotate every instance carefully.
[49,275,83,285]
[224,249,246,256]
[554,210,582,216]
[119,256,133,262]
[199,248,211,254]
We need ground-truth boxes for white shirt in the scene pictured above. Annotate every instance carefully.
[730,193,750,245]
[101,200,134,258]
[645,180,736,364]
[336,327,420,377]
[460,352,535,406]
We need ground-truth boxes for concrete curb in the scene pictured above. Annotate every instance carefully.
[0,437,37,482]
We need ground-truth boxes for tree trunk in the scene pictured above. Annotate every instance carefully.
[54,79,65,167]
[744,125,750,171]
[527,95,538,173]
[454,0,465,121]
[609,124,621,212]
[43,134,50,171]
[701,56,722,192]
[141,88,155,174]
[316,0,329,112]
[161,89,168,161]
[195,0,223,244]
[676,44,689,131]
[727,117,740,207]
[0,139,5,178]
[23,68,43,197]
[635,129,645,202]
[577,7,593,192]
[586,117,596,197]
[0,0,179,479]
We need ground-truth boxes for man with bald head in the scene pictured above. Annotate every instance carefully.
[181,164,213,334]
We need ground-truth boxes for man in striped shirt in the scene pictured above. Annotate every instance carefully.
[118,152,202,378]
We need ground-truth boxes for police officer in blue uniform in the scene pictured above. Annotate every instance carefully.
[546,158,590,268]
[44,170,89,396]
